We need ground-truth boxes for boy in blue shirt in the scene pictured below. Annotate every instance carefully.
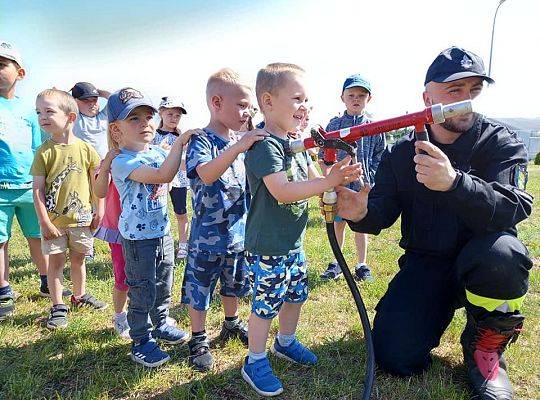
[110,87,190,367]
[242,63,361,396]
[182,68,267,371]
[319,74,386,282]
[0,40,52,320]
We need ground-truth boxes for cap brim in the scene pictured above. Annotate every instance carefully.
[118,101,158,120]
[0,53,22,67]
[76,94,99,100]
[343,83,371,93]
[436,71,495,84]
[159,104,187,114]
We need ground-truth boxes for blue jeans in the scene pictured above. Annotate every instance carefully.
[121,234,174,343]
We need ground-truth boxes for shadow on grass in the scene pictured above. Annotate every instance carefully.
[0,321,471,400]
[154,331,470,400]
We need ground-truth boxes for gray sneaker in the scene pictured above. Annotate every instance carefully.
[320,261,342,280]
[188,335,214,371]
[46,304,69,329]
[0,294,14,321]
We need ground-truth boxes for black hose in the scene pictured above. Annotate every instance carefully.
[326,222,375,400]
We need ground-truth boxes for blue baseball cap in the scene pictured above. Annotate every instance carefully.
[107,87,157,123]
[342,74,371,94]
[425,47,494,86]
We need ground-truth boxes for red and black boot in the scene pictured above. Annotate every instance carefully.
[460,312,524,400]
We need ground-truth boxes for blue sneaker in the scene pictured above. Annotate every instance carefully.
[241,356,283,397]
[152,323,189,344]
[131,339,170,367]
[271,338,317,365]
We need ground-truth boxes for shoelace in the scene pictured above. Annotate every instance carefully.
[474,326,522,353]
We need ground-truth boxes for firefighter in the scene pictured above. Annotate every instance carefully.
[335,47,533,399]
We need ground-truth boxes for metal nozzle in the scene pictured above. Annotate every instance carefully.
[442,100,473,119]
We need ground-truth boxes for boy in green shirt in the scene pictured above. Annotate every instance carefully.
[242,63,361,396]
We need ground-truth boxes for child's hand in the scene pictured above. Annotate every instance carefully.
[160,141,172,151]
[235,130,268,152]
[326,156,363,187]
[90,211,103,231]
[102,149,120,170]
[180,129,204,146]
[40,221,62,240]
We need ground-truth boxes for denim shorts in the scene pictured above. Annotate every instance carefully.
[181,250,251,311]
[247,251,308,319]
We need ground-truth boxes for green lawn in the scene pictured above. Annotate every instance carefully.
[1,165,539,400]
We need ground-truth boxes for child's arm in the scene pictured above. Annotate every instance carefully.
[90,170,106,231]
[196,130,267,185]
[97,89,111,99]
[263,156,362,204]
[33,176,62,240]
[128,131,193,184]
[95,149,120,198]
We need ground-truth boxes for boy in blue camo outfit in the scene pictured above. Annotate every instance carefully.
[319,74,386,282]
[181,68,267,371]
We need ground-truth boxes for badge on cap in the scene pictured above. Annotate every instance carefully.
[119,88,143,103]
[461,55,473,69]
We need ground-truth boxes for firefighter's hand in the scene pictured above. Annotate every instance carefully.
[414,141,457,191]
[335,184,370,222]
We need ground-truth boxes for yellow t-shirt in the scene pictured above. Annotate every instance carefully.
[31,138,100,228]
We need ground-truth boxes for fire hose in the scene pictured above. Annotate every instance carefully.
[288,100,473,399]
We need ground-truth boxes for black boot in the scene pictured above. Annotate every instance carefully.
[460,312,524,400]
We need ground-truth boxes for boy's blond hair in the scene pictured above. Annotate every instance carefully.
[255,63,305,110]
[206,68,250,105]
[36,89,78,115]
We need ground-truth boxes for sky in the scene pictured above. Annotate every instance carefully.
[1,0,538,130]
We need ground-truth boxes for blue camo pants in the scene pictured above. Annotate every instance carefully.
[247,251,308,319]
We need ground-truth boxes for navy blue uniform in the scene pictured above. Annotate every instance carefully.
[348,115,533,375]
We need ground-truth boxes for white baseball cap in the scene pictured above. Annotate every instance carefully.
[159,96,187,114]
[0,40,23,67]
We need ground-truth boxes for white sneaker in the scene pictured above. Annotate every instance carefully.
[113,313,130,339]
[166,316,177,326]
[176,243,188,259]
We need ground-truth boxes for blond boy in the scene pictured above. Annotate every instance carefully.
[241,63,361,396]
[32,89,106,329]
[181,69,266,371]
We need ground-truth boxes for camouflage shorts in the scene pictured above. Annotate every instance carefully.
[181,250,251,311]
[247,251,308,319]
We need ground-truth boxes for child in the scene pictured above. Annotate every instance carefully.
[319,74,386,282]
[181,69,266,372]
[32,89,107,330]
[151,96,190,259]
[109,87,190,367]
[0,40,53,321]
[71,82,110,159]
[242,63,361,396]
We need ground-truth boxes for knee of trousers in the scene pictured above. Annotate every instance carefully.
[455,232,532,300]
[372,314,432,376]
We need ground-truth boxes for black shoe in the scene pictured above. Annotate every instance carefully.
[70,294,108,310]
[39,285,72,298]
[46,304,69,329]
[188,335,214,371]
[461,312,524,400]
[219,319,248,346]
[0,294,14,321]
[354,263,374,282]
[320,261,342,280]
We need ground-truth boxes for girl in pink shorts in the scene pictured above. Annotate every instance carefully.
[94,147,131,338]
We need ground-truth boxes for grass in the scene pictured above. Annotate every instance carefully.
[1,165,539,400]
